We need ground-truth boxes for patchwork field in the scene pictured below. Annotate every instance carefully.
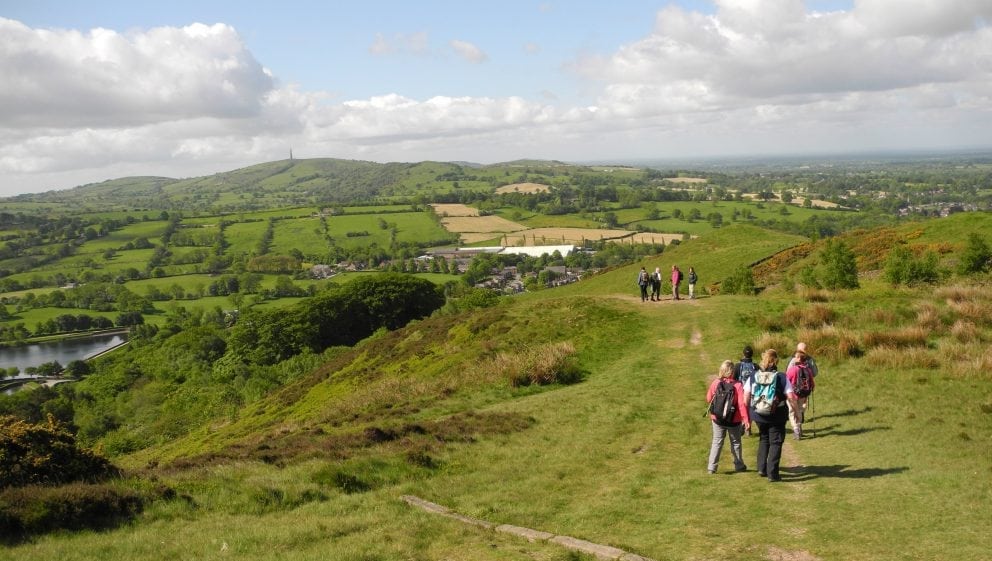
[630,232,689,244]
[501,227,633,245]
[495,182,550,194]
[430,204,480,217]
[440,215,526,234]
[664,177,707,183]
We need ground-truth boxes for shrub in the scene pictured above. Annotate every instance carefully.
[0,415,119,489]
[886,246,942,286]
[958,232,991,274]
[486,341,582,387]
[0,482,154,542]
[821,239,859,290]
[797,265,821,289]
[721,266,756,295]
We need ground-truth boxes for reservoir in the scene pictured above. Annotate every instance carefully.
[0,332,128,373]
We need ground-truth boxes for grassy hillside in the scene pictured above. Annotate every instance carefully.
[6,217,992,560]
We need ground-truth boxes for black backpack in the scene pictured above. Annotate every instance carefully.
[794,362,815,398]
[709,380,738,426]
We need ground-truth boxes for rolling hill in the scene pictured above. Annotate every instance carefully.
[5,213,992,560]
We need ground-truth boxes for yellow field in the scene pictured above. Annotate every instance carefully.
[459,233,504,244]
[430,204,479,217]
[440,215,526,233]
[664,177,707,183]
[501,227,634,245]
[495,182,550,194]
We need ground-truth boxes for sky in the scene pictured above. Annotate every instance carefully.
[1,0,990,197]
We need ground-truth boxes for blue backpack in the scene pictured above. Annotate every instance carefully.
[737,360,756,384]
[751,370,779,415]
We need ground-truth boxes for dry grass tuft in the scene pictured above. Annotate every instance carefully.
[936,284,988,304]
[782,304,835,328]
[915,303,944,331]
[865,346,940,369]
[862,326,931,350]
[950,320,982,343]
[751,332,794,361]
[939,341,992,380]
[955,347,992,380]
[485,341,581,387]
[796,325,862,361]
[946,299,992,327]
[863,308,900,326]
[798,287,831,302]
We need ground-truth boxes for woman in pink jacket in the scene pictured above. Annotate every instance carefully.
[706,359,751,474]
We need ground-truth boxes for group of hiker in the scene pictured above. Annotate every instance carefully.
[636,265,698,302]
[705,343,818,482]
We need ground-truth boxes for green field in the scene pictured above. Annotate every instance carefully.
[3,212,992,560]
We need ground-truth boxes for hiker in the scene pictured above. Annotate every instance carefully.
[785,349,816,440]
[786,342,819,377]
[706,360,750,474]
[650,267,662,301]
[744,349,791,482]
[687,267,698,299]
[734,345,758,434]
[637,267,650,302]
[733,345,757,384]
[671,265,682,300]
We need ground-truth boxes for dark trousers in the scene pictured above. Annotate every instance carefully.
[639,284,648,301]
[755,419,786,479]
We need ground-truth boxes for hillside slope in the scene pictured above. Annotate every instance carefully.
[10,217,992,561]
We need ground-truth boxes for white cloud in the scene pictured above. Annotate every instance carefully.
[0,18,273,128]
[0,2,990,196]
[449,39,488,64]
[368,31,430,56]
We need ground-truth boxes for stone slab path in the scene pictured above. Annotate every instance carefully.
[401,495,657,561]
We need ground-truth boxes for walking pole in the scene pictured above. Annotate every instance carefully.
[808,392,815,438]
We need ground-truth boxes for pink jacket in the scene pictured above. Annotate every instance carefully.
[671,268,681,285]
[706,377,750,426]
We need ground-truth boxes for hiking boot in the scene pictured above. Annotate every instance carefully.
[735,465,748,472]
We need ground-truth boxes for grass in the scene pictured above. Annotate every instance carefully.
[6,219,992,560]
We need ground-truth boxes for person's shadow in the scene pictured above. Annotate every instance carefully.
[812,406,873,420]
[781,464,908,481]
[802,424,890,438]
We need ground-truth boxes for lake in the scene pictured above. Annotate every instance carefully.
[0,333,128,373]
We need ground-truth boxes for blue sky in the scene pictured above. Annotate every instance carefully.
[1,1,990,196]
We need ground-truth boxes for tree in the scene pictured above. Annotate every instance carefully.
[820,239,859,289]
[958,232,991,274]
[36,361,63,377]
[65,360,92,379]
